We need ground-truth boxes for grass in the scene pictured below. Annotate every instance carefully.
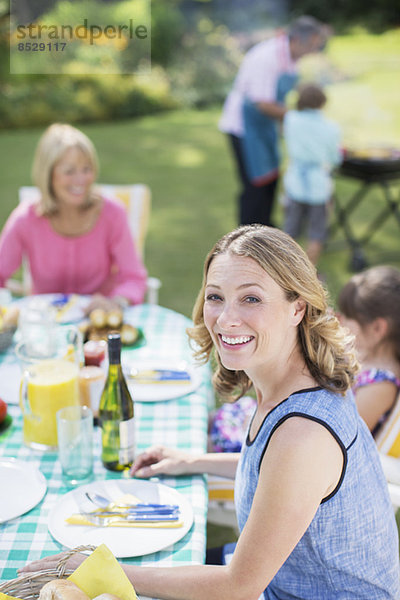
[1,35,399,317]
[1,106,399,317]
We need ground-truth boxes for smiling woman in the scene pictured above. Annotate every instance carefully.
[0,123,147,312]
[19,225,400,599]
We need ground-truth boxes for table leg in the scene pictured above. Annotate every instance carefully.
[330,178,400,271]
[331,185,369,270]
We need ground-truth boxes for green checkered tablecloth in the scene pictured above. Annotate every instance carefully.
[0,303,213,584]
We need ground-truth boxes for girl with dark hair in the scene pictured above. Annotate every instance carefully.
[338,265,400,435]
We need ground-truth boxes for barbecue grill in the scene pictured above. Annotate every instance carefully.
[330,148,400,270]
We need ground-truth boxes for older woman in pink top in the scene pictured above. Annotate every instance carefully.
[0,124,147,311]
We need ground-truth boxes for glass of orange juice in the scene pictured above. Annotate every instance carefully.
[20,359,80,451]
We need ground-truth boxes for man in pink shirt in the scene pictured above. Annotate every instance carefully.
[219,16,329,227]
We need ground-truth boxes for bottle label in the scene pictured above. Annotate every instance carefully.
[119,417,135,464]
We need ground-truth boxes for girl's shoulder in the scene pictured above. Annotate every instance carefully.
[355,367,400,390]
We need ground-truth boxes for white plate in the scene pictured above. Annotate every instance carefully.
[0,458,47,523]
[48,479,194,558]
[123,360,202,402]
[15,294,90,324]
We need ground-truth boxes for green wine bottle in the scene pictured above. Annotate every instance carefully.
[99,333,135,471]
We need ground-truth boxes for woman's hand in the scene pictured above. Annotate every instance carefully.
[18,551,86,575]
[130,446,195,478]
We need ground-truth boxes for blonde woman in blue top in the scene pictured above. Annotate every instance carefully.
[21,226,400,599]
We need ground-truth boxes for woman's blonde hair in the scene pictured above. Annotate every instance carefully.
[188,225,359,401]
[31,123,99,215]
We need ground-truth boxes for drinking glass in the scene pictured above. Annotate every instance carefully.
[18,298,57,358]
[56,405,93,486]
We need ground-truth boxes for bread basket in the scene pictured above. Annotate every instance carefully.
[0,545,96,600]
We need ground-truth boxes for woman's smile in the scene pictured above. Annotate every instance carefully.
[219,334,255,348]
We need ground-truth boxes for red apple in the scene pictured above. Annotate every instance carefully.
[0,398,7,423]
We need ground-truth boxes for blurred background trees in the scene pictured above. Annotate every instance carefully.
[1,0,398,129]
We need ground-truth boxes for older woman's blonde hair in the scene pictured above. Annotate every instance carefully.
[188,225,359,401]
[31,123,99,215]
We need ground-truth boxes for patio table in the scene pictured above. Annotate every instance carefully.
[0,302,214,597]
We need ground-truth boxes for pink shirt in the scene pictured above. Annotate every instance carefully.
[219,33,296,136]
[0,197,147,304]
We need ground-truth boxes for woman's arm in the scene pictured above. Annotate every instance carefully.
[0,209,25,288]
[130,446,239,480]
[126,416,344,600]
[355,381,398,432]
[107,202,147,305]
[20,418,343,600]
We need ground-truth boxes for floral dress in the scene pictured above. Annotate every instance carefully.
[209,396,257,453]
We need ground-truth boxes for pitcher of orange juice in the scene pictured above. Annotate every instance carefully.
[19,358,80,450]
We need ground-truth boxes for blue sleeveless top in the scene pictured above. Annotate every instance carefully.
[234,387,400,599]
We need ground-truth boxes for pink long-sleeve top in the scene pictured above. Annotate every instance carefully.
[0,197,147,304]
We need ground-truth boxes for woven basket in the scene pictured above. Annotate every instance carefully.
[0,545,96,600]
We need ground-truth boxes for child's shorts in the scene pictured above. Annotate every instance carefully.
[284,199,328,243]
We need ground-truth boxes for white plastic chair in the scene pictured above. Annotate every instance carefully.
[207,475,239,533]
[7,185,161,304]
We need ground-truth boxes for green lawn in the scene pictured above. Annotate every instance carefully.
[0,30,399,314]
[1,105,399,317]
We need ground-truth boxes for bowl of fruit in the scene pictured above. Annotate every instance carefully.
[0,306,19,353]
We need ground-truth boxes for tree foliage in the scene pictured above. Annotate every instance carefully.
[289,0,399,32]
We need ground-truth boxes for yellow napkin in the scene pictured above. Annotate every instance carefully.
[68,544,137,600]
[0,593,23,600]
[65,514,183,528]
[105,493,141,506]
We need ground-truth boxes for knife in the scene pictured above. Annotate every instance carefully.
[85,507,180,516]
[79,512,180,523]
[126,369,191,384]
